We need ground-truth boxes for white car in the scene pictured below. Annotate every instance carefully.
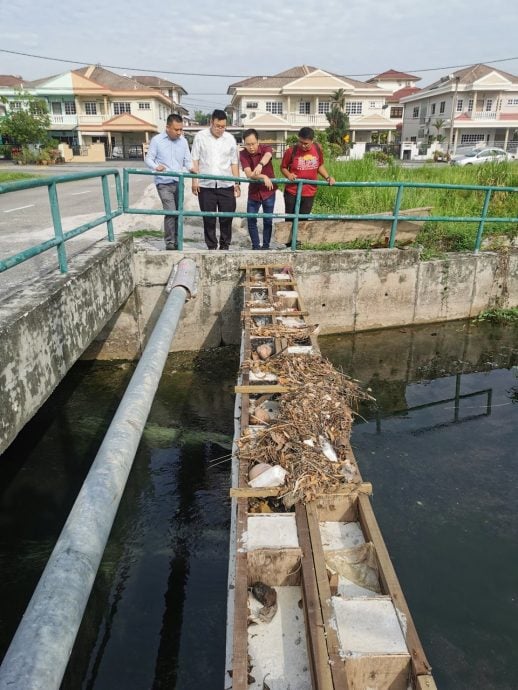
[450,147,514,166]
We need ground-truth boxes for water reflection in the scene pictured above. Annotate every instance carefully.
[320,320,518,690]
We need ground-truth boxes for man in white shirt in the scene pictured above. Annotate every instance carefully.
[191,109,240,250]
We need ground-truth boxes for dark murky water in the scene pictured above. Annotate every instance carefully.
[320,321,518,690]
[0,321,516,689]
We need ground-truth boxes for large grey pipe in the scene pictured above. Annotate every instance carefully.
[0,258,197,690]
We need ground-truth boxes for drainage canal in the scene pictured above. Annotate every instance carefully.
[0,320,516,690]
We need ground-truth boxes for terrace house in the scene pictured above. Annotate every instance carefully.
[400,64,518,153]
[226,65,397,151]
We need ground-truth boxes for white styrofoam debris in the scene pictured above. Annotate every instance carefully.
[319,521,365,550]
[245,514,299,550]
[248,586,311,690]
[272,273,291,280]
[337,576,383,598]
[332,597,409,656]
[249,370,278,383]
[286,346,315,354]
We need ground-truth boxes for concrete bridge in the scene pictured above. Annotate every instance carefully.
[1,236,517,455]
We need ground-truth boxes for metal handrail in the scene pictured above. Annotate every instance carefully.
[0,169,123,274]
[124,168,518,252]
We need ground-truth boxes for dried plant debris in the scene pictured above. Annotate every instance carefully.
[239,355,374,505]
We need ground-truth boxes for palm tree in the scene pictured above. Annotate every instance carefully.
[330,89,346,110]
[432,118,447,139]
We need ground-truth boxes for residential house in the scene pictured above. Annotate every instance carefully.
[400,64,518,154]
[226,65,398,151]
[1,66,188,159]
[132,76,189,122]
[366,69,421,140]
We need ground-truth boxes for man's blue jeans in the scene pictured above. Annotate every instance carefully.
[247,194,276,249]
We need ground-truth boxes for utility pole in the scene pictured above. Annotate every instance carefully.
[447,76,460,156]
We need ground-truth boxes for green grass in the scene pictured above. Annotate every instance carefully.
[273,157,518,253]
[0,171,40,184]
[130,229,163,238]
[473,307,518,324]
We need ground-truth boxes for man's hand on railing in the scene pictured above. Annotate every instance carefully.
[191,179,199,196]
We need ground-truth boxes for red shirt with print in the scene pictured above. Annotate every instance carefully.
[281,143,323,197]
[239,144,277,201]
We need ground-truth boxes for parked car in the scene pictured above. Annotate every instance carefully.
[450,147,514,166]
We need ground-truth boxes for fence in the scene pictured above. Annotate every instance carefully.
[1,167,517,275]
[0,169,122,274]
[123,168,518,253]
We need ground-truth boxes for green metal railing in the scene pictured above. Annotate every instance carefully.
[123,168,518,252]
[1,167,516,277]
[0,170,122,274]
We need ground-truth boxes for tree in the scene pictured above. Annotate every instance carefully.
[326,90,350,149]
[432,118,447,141]
[193,110,211,125]
[0,91,51,147]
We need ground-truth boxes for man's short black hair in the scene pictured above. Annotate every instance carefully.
[211,109,227,122]
[243,128,259,140]
[167,113,183,125]
[298,126,315,140]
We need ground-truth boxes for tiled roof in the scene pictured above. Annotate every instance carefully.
[132,75,187,94]
[228,65,371,91]
[387,86,421,102]
[427,63,518,89]
[0,75,25,87]
[368,69,420,82]
[74,65,145,90]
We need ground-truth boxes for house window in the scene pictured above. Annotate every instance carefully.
[10,101,22,111]
[410,136,417,142]
[246,101,258,109]
[412,106,419,118]
[439,101,446,114]
[345,101,362,115]
[460,133,486,145]
[64,102,76,114]
[113,102,131,115]
[456,99,463,112]
[318,101,330,114]
[50,102,62,115]
[507,98,518,105]
[299,101,310,114]
[138,102,151,110]
[431,104,436,114]
[266,101,283,114]
[369,101,377,109]
[485,99,493,111]
[468,99,474,112]
[390,106,403,118]
[84,102,97,115]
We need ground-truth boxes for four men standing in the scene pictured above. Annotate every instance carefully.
[146,116,335,251]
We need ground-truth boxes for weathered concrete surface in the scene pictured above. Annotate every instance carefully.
[87,247,518,359]
[0,237,134,454]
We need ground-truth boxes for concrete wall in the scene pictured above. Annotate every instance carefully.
[0,238,135,454]
[87,247,518,360]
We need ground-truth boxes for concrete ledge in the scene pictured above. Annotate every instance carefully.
[0,237,135,454]
[88,247,518,359]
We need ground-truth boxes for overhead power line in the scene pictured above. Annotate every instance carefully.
[1,47,518,80]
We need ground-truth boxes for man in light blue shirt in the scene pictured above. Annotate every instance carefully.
[145,113,192,250]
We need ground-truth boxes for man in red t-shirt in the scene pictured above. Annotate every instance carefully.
[239,128,278,249]
[281,126,335,246]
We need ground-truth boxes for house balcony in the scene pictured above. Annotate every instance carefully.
[285,112,330,126]
[49,114,78,128]
[459,111,498,120]
[77,114,105,125]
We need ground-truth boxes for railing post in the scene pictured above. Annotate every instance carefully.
[47,182,68,273]
[114,171,123,213]
[101,174,115,242]
[474,189,493,253]
[389,184,404,248]
[290,181,303,250]
[177,174,185,251]
[122,168,130,212]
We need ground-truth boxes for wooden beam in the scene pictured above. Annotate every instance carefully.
[306,502,351,690]
[230,482,372,499]
[234,384,290,394]
[295,504,335,690]
[358,493,432,677]
[230,500,250,690]
[415,674,439,690]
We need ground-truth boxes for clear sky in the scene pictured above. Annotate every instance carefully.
[1,0,517,115]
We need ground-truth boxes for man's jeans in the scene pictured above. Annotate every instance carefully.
[156,182,178,248]
[247,194,276,249]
